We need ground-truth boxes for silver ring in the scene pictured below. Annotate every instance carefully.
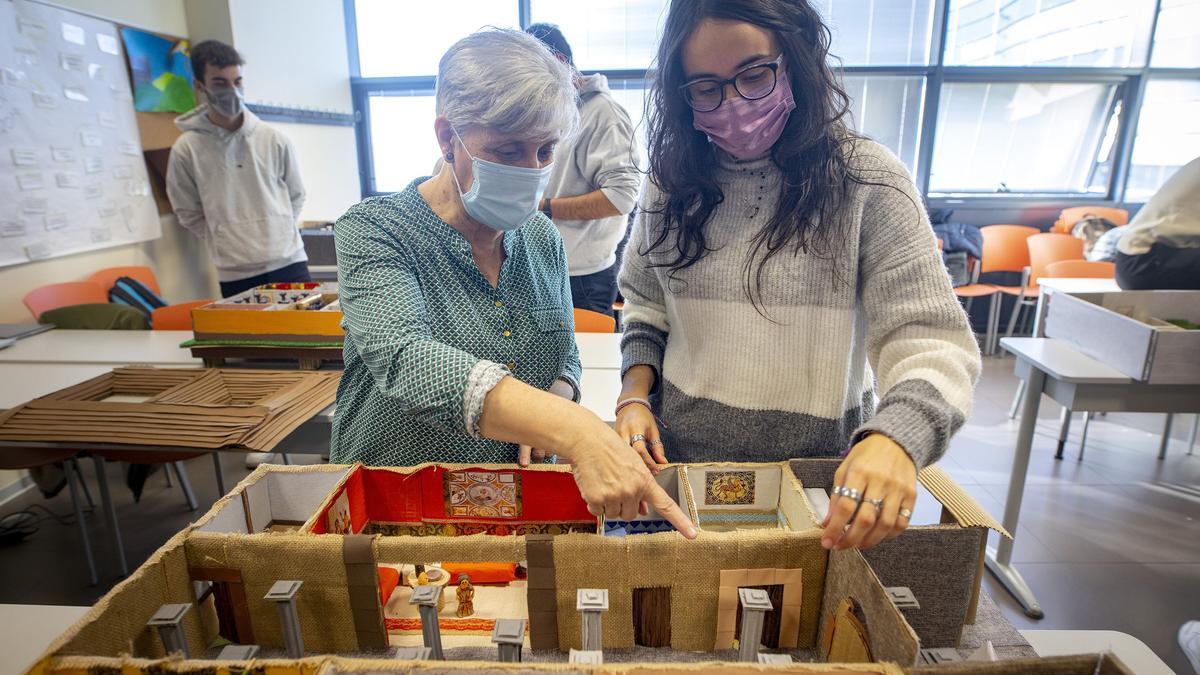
[630,434,647,445]
[649,439,663,446]
[866,497,885,511]
[899,507,913,519]
[832,485,862,502]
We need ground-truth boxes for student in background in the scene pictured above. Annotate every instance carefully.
[526,23,642,317]
[1115,155,1200,290]
[166,40,310,300]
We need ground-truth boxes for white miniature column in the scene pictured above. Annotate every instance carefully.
[738,588,774,662]
[264,580,305,658]
[147,603,192,658]
[393,646,433,660]
[569,648,604,664]
[217,644,260,661]
[758,653,793,664]
[491,618,526,662]
[576,588,609,652]
[409,584,444,659]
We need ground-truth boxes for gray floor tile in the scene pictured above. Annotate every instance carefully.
[983,562,1200,675]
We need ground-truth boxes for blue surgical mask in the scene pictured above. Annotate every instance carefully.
[451,128,553,232]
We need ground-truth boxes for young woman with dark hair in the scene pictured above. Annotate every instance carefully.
[615,0,980,550]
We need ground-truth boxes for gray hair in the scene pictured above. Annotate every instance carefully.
[436,28,578,141]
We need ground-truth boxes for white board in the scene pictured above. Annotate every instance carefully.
[0,0,160,268]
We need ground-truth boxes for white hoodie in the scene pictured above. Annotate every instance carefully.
[166,104,307,281]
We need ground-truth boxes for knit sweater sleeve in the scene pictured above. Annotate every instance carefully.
[617,182,670,390]
[850,142,981,469]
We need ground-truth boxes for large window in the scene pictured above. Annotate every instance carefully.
[349,0,1200,203]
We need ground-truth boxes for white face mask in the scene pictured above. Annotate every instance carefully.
[450,127,553,232]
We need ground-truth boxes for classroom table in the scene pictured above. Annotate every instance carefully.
[0,330,199,366]
[993,337,1200,620]
[0,602,1174,675]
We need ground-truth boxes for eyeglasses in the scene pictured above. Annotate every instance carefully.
[680,55,784,113]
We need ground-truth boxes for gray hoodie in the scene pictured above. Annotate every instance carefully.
[545,74,641,276]
[166,105,307,281]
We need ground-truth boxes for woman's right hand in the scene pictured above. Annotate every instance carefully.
[562,423,696,539]
[615,402,668,473]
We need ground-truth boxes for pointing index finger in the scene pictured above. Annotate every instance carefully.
[646,481,697,539]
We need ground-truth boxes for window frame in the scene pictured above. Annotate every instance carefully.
[344,0,1197,205]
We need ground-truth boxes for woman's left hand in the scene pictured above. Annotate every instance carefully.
[821,433,917,550]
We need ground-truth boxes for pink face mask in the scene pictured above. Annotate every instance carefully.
[692,70,796,161]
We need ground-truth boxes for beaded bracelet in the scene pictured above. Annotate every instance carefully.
[614,397,668,428]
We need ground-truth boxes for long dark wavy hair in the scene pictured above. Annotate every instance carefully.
[643,0,878,311]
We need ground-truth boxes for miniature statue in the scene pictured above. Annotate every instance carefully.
[456,574,475,618]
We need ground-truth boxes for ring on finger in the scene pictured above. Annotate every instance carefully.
[649,439,663,446]
[630,433,647,445]
[833,485,862,502]
[865,497,885,511]
[898,506,913,519]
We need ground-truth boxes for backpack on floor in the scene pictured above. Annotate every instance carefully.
[108,276,166,317]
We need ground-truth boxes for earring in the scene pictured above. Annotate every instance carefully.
[445,152,454,161]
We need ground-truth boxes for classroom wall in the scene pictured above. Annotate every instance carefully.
[226,0,360,224]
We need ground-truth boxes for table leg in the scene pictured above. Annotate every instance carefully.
[66,459,98,585]
[1008,380,1026,420]
[986,366,1045,619]
[1054,407,1072,460]
[1158,414,1173,460]
[211,452,226,497]
[1188,415,1197,456]
[91,456,129,577]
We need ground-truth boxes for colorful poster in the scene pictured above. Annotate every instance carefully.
[119,27,195,113]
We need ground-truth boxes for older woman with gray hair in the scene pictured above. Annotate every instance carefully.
[330,29,691,535]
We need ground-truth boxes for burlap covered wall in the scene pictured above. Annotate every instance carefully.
[184,531,359,654]
[817,549,920,667]
[551,528,827,653]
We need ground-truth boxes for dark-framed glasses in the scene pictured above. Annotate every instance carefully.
[681,55,784,113]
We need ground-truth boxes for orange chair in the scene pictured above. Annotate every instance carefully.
[22,281,109,320]
[1052,206,1129,234]
[1042,260,1115,279]
[574,308,617,333]
[968,225,1039,354]
[151,299,212,330]
[1004,233,1085,339]
[87,266,162,295]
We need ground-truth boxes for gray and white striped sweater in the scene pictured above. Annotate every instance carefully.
[618,140,980,469]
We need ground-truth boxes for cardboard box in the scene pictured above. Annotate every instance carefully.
[1044,290,1200,384]
[190,284,343,344]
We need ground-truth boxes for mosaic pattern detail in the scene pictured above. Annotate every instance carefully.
[704,471,755,505]
[445,470,522,519]
[603,519,676,536]
[365,521,592,537]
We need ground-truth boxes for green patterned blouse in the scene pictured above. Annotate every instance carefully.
[330,179,582,466]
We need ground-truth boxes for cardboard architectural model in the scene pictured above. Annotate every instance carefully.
[0,367,338,451]
[27,461,1130,674]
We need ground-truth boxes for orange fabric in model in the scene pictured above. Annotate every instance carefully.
[22,281,109,319]
[1052,206,1129,233]
[1042,260,1115,278]
[377,566,400,605]
[88,266,162,295]
[151,300,212,330]
[1026,233,1085,291]
[441,562,519,584]
[573,308,616,333]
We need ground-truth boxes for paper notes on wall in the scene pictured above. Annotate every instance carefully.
[84,183,103,199]
[16,172,45,191]
[60,22,85,45]
[24,241,52,260]
[51,147,75,163]
[59,52,85,72]
[10,148,38,166]
[63,86,88,102]
[44,212,68,230]
[96,34,119,55]
[79,130,102,147]
[0,221,26,238]
[32,91,56,109]
[55,172,81,188]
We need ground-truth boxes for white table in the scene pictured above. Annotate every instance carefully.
[994,337,1200,620]
[0,330,199,366]
[574,332,622,370]
[1020,630,1175,675]
[0,603,89,675]
[0,363,116,409]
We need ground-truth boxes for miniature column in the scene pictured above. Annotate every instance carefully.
[217,645,260,661]
[394,646,433,660]
[491,618,526,662]
[737,588,773,662]
[569,649,603,664]
[264,580,305,658]
[147,603,192,658]
[409,584,444,659]
[757,653,793,664]
[576,588,609,652]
